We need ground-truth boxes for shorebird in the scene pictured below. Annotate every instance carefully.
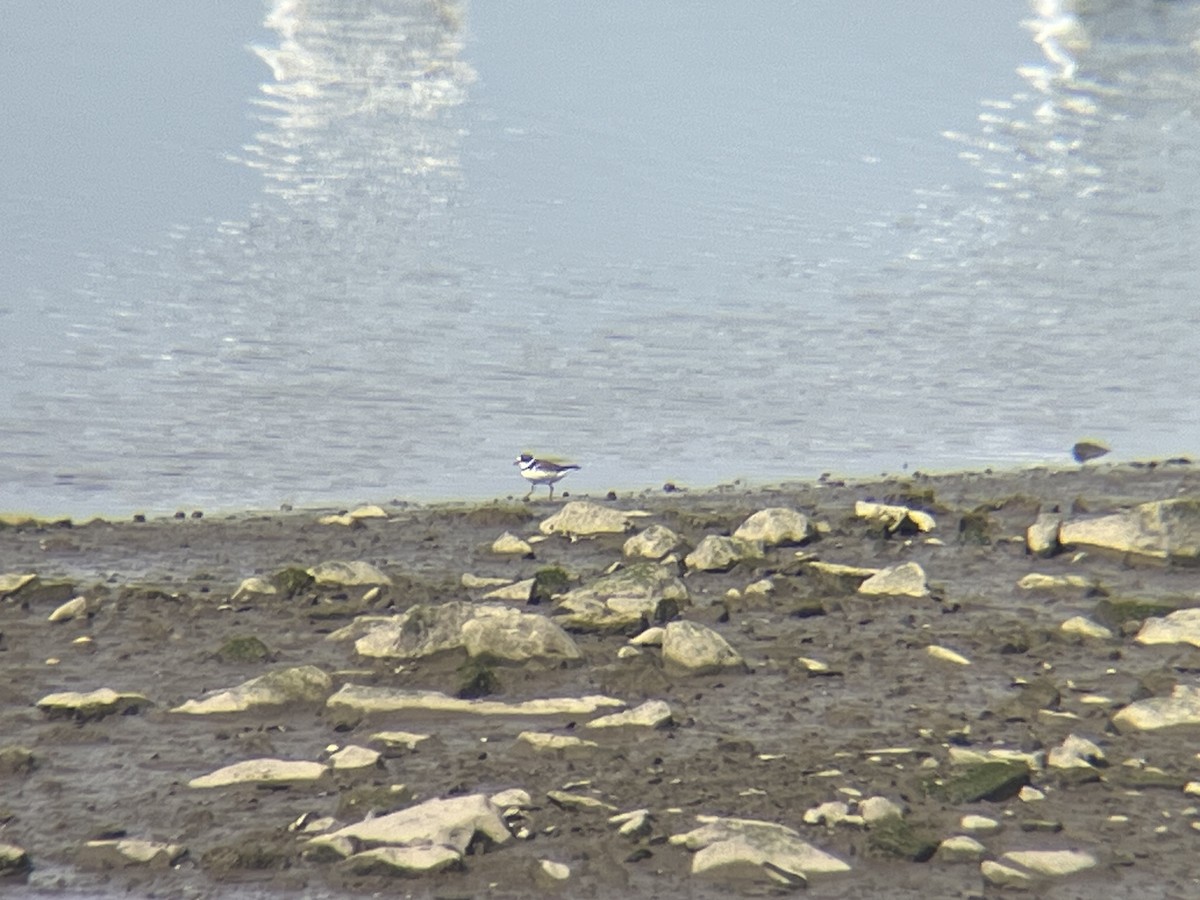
[514,453,580,500]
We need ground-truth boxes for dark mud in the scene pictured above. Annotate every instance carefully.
[2,461,1200,898]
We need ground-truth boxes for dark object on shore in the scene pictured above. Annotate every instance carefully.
[1072,440,1110,463]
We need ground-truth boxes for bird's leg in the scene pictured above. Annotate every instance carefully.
[548,483,555,500]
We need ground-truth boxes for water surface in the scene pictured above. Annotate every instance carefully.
[3,0,1199,517]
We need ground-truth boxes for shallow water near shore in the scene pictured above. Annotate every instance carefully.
[3,1,1200,519]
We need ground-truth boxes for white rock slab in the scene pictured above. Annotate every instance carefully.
[732,508,814,546]
[585,699,673,729]
[307,560,392,586]
[623,524,682,559]
[662,620,745,676]
[325,794,511,852]
[36,688,152,719]
[540,502,639,537]
[1112,684,1200,732]
[1135,607,1200,648]
[171,666,332,714]
[858,562,929,598]
[328,745,381,771]
[672,815,850,885]
[189,758,328,788]
[326,684,625,717]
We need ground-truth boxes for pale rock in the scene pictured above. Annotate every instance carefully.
[692,836,805,888]
[623,524,682,560]
[1048,734,1106,770]
[671,815,850,885]
[539,859,571,881]
[36,688,152,720]
[732,508,814,546]
[1026,512,1063,557]
[171,665,331,714]
[554,563,688,631]
[518,731,599,753]
[316,513,357,527]
[324,793,511,852]
[857,562,929,598]
[78,839,186,870]
[348,505,388,520]
[797,656,832,674]
[462,573,512,589]
[617,645,640,659]
[1001,849,1097,877]
[1017,572,1092,591]
[340,844,462,876]
[490,788,532,809]
[547,790,618,813]
[346,602,580,665]
[859,796,904,824]
[1060,616,1113,640]
[483,578,535,601]
[328,745,381,771]
[803,560,880,589]
[586,699,673,730]
[47,595,94,623]
[188,758,327,788]
[662,620,745,676]
[743,578,774,597]
[370,730,431,751]
[539,502,639,537]
[491,532,534,556]
[461,606,580,664]
[1135,607,1200,648]
[961,814,1001,834]
[855,501,936,534]
[981,859,1033,888]
[630,626,665,646]
[1019,785,1045,802]
[936,835,986,863]
[610,809,653,838]
[327,684,624,717]
[307,560,392,587]
[803,801,851,827]
[230,577,277,601]
[1059,498,1200,563]
[1112,683,1200,732]
[685,535,756,572]
[0,841,31,876]
[947,746,1043,769]
[926,645,971,666]
[0,572,37,598]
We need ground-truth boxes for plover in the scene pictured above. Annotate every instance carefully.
[514,453,580,499]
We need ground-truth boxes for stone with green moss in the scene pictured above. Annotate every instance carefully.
[867,817,939,862]
[216,635,272,663]
[456,660,500,699]
[1092,597,1180,629]
[530,566,571,604]
[272,567,315,597]
[926,761,1029,804]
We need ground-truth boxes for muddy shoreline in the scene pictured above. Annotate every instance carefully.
[3,461,1200,898]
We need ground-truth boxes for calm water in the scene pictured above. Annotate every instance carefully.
[3,0,1200,518]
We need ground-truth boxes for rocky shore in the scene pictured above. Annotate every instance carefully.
[3,461,1200,898]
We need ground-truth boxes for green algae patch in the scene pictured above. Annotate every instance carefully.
[925,761,1029,804]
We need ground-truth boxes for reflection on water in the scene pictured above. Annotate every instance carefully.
[2,0,1199,517]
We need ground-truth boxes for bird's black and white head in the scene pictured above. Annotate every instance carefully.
[515,453,535,469]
